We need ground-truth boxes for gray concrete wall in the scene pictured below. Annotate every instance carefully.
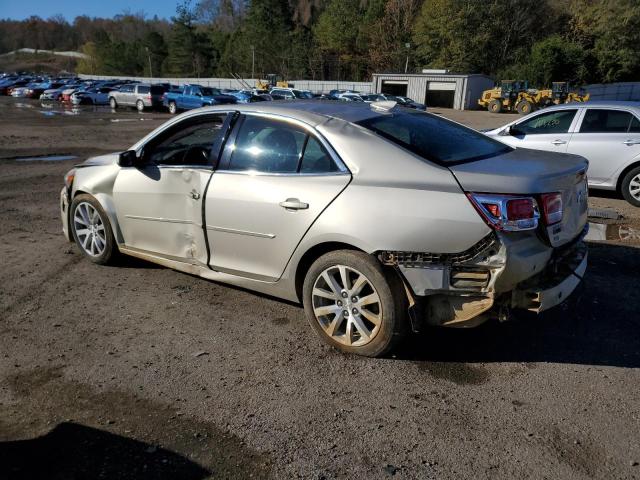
[585,82,640,101]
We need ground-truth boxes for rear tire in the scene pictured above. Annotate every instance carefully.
[302,250,408,357]
[621,166,640,207]
[70,194,118,265]
[109,97,117,109]
[168,101,178,114]
[488,99,502,113]
[136,99,145,112]
[517,100,533,115]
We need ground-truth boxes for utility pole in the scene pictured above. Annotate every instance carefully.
[251,45,255,83]
[404,43,411,74]
[145,47,153,78]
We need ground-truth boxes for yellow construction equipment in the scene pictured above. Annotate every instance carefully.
[478,80,539,115]
[479,80,590,114]
[256,74,291,90]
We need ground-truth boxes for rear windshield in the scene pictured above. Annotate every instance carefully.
[201,87,222,96]
[357,111,512,165]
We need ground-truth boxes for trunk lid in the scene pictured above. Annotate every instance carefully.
[449,148,589,247]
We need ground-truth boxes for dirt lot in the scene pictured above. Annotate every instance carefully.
[1,97,639,479]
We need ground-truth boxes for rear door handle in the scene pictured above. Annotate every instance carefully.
[623,139,640,145]
[551,140,567,145]
[279,198,309,210]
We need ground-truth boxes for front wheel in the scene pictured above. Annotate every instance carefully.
[302,250,407,357]
[517,100,533,115]
[621,166,640,207]
[488,99,502,113]
[70,194,118,265]
[109,97,117,109]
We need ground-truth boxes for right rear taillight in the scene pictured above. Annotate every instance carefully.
[540,192,563,225]
[466,193,539,232]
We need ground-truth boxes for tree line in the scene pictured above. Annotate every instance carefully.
[1,0,639,86]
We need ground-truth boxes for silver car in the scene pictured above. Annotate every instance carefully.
[109,83,165,111]
[60,101,588,357]
[485,101,640,206]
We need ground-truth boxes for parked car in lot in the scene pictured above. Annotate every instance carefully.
[60,101,588,357]
[163,84,236,114]
[42,83,79,101]
[336,93,365,102]
[485,101,640,206]
[109,83,165,111]
[71,86,114,105]
[363,93,427,111]
[227,90,270,103]
[269,88,314,100]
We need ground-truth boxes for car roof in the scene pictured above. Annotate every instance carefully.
[197,100,392,126]
[543,100,640,111]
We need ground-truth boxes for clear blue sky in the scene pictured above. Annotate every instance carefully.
[2,0,177,21]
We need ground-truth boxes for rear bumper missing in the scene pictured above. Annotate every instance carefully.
[511,241,587,312]
[383,230,588,328]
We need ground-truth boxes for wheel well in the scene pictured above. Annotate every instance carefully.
[294,242,363,301]
[616,161,640,193]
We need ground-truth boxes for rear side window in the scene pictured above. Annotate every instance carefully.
[580,109,635,133]
[137,86,150,94]
[630,116,640,133]
[357,111,511,165]
[228,116,306,173]
[300,137,340,173]
[150,85,165,94]
[515,110,577,135]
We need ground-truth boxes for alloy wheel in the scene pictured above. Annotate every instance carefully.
[311,265,382,347]
[73,202,107,257]
[629,173,640,201]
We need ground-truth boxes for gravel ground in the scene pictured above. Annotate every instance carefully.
[1,97,639,480]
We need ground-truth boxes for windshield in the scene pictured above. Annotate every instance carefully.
[201,87,222,96]
[293,90,313,99]
[357,111,512,165]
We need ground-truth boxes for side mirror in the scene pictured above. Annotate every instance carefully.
[507,125,523,136]
[118,150,138,167]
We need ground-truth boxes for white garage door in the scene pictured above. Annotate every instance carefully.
[428,82,456,91]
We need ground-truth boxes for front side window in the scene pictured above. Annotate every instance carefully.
[228,116,306,173]
[357,111,511,165]
[515,110,577,135]
[145,114,227,166]
[580,109,635,133]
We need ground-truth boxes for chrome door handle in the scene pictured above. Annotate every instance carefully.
[190,190,201,200]
[551,140,567,145]
[279,198,309,210]
[623,140,640,145]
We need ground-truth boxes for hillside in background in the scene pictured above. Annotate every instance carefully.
[1,0,639,85]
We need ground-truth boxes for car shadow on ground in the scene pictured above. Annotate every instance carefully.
[399,242,640,369]
[0,422,210,480]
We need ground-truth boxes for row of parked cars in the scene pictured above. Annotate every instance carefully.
[1,72,428,115]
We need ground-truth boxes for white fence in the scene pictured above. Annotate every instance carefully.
[77,74,373,94]
[585,82,640,101]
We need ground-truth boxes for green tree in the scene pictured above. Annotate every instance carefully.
[165,2,212,76]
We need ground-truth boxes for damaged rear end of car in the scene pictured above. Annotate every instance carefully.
[354,110,589,329]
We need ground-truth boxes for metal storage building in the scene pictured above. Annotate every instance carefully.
[371,72,494,110]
